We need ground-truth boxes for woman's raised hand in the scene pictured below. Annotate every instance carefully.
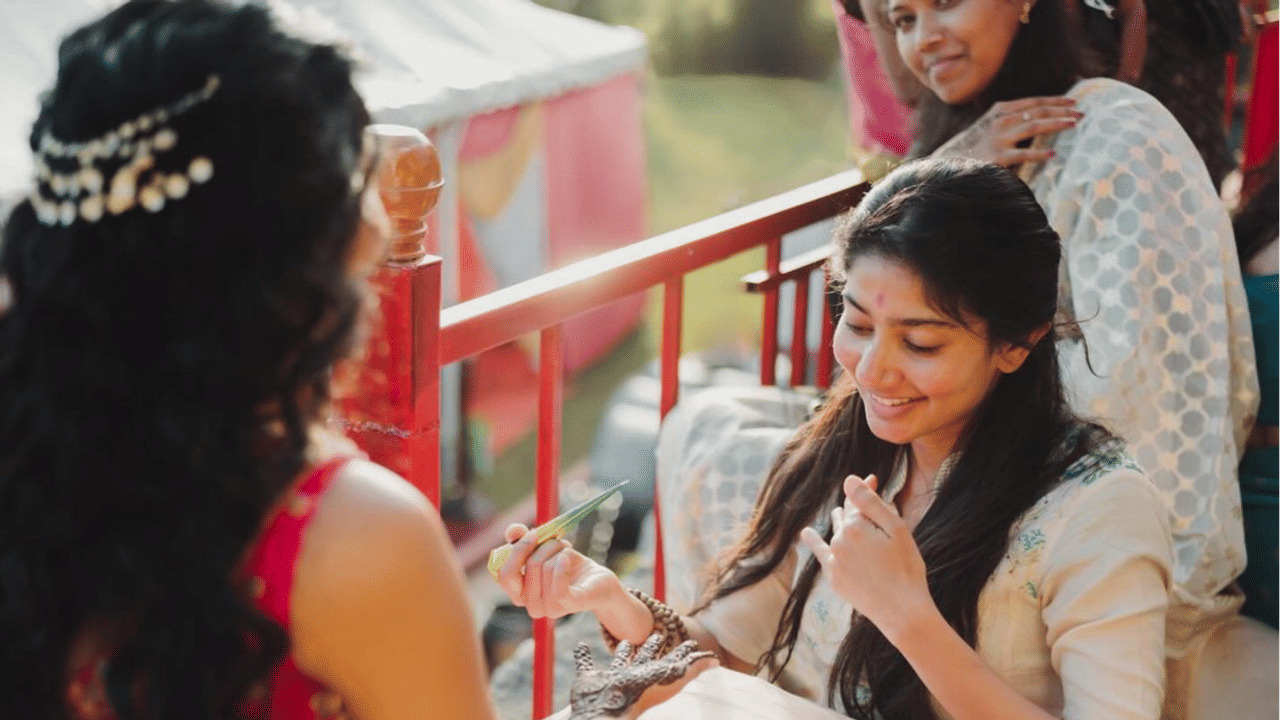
[495,523,620,619]
[935,96,1081,167]
[798,475,932,638]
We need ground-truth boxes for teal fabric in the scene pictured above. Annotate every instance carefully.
[1243,273,1278,425]
[1239,491,1278,628]
[1240,273,1277,628]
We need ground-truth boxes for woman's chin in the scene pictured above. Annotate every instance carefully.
[864,415,913,447]
[933,85,980,106]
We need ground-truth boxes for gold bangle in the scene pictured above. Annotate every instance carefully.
[599,588,689,657]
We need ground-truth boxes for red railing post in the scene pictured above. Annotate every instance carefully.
[789,276,810,387]
[760,239,781,385]
[818,265,836,390]
[653,277,685,602]
[742,243,844,391]
[532,324,564,720]
[335,256,443,505]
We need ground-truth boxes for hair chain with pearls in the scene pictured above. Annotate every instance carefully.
[29,75,220,227]
[1082,0,1116,19]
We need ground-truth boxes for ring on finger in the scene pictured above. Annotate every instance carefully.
[1023,110,1031,122]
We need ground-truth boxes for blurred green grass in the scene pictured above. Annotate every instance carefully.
[642,72,848,354]
[469,65,848,512]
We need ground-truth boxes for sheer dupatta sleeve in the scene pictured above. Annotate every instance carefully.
[1019,78,1257,644]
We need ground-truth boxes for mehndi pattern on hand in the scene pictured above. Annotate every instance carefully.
[568,633,714,719]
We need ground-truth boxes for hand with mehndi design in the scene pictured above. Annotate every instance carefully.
[568,634,717,719]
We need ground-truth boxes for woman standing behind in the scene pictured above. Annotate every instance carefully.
[0,2,707,718]
[884,0,1257,673]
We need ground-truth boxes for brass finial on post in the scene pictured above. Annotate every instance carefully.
[368,124,443,263]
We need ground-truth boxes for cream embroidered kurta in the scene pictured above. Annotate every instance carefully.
[1016,79,1258,645]
[689,433,1172,720]
[656,387,1275,719]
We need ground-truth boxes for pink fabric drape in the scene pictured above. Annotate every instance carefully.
[833,0,913,156]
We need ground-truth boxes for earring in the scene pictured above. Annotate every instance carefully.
[1020,1,1031,23]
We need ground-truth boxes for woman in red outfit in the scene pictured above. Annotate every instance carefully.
[0,2,708,719]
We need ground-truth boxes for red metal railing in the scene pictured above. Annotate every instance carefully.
[742,242,843,389]
[340,168,868,717]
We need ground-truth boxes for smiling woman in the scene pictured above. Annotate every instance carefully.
[834,255,1038,477]
[886,0,1026,106]
[882,0,1087,160]
[766,158,1154,720]
[498,157,1187,720]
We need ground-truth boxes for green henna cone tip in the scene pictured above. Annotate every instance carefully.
[488,480,629,579]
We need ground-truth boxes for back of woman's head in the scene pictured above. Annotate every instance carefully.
[909,0,1090,156]
[835,157,1060,345]
[0,1,370,717]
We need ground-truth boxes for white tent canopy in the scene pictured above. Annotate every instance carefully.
[0,0,645,198]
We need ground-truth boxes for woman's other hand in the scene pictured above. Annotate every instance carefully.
[935,96,1081,167]
[568,635,718,720]
[495,523,620,619]
[799,475,932,638]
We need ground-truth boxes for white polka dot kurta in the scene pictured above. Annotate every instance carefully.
[1017,79,1258,647]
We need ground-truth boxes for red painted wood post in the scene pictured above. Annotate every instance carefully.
[334,257,443,505]
[406,259,443,506]
[532,324,564,720]
[335,125,444,505]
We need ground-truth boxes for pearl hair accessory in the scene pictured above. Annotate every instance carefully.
[0,275,11,317]
[1082,0,1116,19]
[29,75,221,227]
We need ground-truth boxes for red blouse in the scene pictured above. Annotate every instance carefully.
[70,456,355,719]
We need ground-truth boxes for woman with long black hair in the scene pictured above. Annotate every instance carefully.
[499,157,1189,719]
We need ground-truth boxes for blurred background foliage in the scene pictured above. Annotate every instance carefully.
[526,0,847,354]
[535,0,839,78]
[470,0,848,512]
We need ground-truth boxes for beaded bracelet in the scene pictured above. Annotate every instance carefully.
[600,588,690,657]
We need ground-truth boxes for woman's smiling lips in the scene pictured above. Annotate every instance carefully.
[928,55,966,81]
[865,391,925,419]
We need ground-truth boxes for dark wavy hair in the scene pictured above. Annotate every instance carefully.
[889,0,1093,158]
[0,1,371,717]
[1233,151,1278,268]
[701,158,1111,720]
